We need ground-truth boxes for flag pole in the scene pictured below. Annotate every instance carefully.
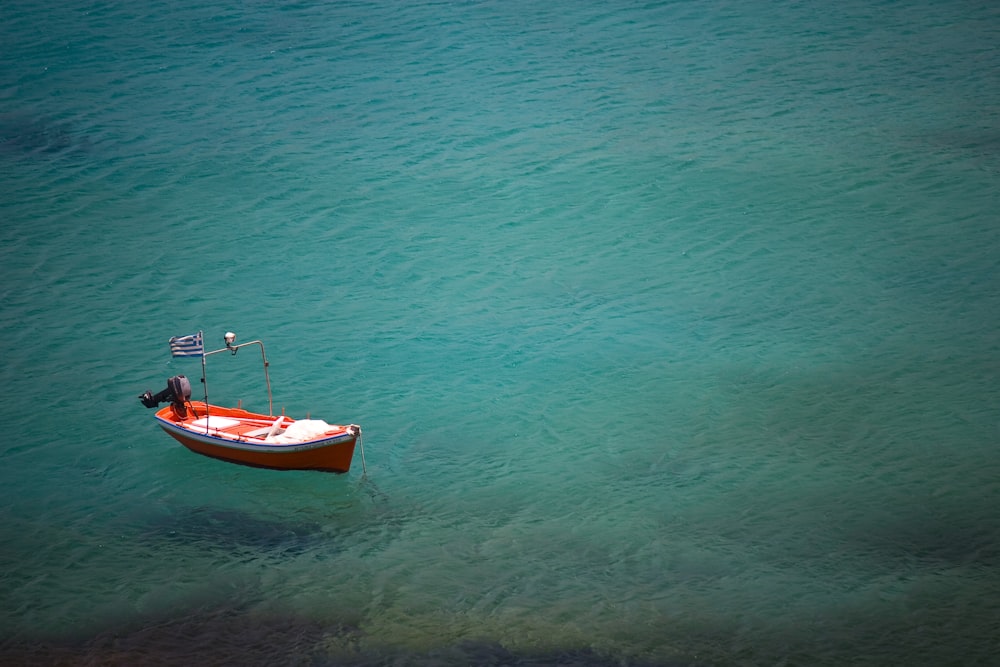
[199,330,209,419]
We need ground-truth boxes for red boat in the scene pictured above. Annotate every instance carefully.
[140,332,364,473]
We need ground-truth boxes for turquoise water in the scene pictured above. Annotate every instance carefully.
[2,0,999,664]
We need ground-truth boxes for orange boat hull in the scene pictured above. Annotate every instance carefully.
[154,402,360,473]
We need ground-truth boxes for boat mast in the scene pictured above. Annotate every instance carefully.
[201,332,274,416]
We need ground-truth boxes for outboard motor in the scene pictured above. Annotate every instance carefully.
[139,375,192,411]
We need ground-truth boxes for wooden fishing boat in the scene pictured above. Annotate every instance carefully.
[139,332,364,473]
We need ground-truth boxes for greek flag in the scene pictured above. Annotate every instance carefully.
[169,331,204,358]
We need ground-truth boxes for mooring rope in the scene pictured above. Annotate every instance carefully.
[357,429,367,475]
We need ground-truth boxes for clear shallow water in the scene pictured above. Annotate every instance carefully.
[2,0,999,664]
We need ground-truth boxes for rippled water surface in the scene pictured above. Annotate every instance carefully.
[2,1,999,664]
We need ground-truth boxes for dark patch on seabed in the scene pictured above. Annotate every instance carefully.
[0,607,350,667]
[0,598,701,667]
[399,642,699,667]
[0,608,701,667]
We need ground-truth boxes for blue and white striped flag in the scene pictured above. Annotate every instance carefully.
[169,331,204,358]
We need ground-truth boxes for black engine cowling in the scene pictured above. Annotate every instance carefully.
[139,375,192,409]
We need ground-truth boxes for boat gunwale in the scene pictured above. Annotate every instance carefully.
[153,403,358,455]
[156,418,357,452]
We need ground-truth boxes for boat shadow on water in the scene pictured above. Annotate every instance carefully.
[136,475,391,558]
[139,506,328,556]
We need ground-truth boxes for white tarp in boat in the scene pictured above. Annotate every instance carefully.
[267,419,333,444]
